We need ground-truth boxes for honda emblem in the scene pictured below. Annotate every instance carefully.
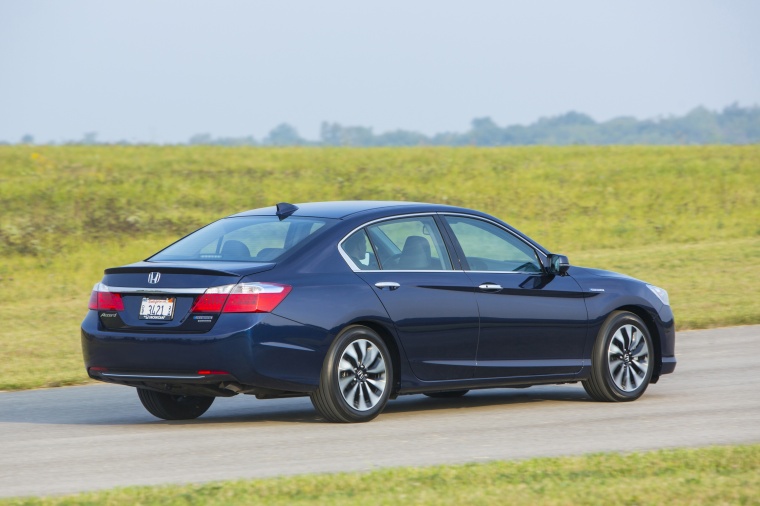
[147,272,161,284]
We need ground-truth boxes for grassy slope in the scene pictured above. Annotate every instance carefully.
[2,445,758,505]
[0,145,758,390]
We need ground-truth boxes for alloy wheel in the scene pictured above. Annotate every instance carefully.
[607,323,650,392]
[338,338,387,411]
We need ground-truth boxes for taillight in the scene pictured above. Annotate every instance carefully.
[88,283,125,311]
[189,285,234,313]
[225,283,292,313]
[191,283,291,314]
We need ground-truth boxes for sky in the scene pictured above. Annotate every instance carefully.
[1,0,759,143]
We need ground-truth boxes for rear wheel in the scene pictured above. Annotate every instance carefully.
[137,388,215,420]
[310,325,393,423]
[424,390,469,398]
[583,311,653,402]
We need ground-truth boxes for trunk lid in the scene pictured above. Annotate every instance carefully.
[95,261,276,332]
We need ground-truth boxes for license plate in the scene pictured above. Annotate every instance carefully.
[139,297,175,320]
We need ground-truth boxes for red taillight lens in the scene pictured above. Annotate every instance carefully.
[97,292,125,311]
[223,283,292,313]
[88,284,124,311]
[190,293,229,313]
[88,290,98,310]
[190,284,234,313]
[191,283,291,314]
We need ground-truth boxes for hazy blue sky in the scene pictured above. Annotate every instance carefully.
[1,1,759,143]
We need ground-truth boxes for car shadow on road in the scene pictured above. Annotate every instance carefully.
[161,385,593,425]
[384,385,590,415]
[161,385,594,425]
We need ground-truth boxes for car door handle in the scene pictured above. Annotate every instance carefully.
[375,282,400,291]
[478,283,503,292]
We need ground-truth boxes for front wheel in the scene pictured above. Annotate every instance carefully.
[137,388,215,420]
[310,326,393,423]
[583,311,654,402]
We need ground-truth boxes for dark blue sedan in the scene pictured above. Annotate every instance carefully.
[81,201,676,422]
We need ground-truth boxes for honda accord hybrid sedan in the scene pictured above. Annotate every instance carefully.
[82,201,676,422]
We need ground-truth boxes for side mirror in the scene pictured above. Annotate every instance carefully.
[547,254,570,275]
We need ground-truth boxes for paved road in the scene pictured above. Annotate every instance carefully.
[1,325,759,498]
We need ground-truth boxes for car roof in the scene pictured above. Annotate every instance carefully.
[230,201,473,219]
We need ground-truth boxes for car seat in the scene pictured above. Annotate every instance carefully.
[397,236,432,270]
[221,240,250,260]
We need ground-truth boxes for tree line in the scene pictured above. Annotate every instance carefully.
[8,103,760,146]
[199,103,760,146]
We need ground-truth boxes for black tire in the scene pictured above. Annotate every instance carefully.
[583,311,654,402]
[137,388,215,420]
[310,325,393,423]
[423,390,470,399]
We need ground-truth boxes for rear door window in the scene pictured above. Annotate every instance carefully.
[365,216,452,270]
[340,230,380,270]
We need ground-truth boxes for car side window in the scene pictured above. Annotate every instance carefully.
[366,216,452,270]
[444,216,541,272]
[340,229,379,270]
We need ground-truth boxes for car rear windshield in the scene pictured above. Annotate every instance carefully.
[149,216,336,262]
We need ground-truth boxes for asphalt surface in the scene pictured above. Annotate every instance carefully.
[1,325,759,498]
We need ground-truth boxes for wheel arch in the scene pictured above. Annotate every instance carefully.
[616,304,662,382]
[351,320,402,398]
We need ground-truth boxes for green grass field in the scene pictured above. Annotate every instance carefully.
[2,445,758,505]
[1,145,759,390]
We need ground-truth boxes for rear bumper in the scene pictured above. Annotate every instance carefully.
[81,310,329,395]
[88,369,242,397]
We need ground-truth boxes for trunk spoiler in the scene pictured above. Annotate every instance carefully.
[104,261,276,277]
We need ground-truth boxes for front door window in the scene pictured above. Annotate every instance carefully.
[444,216,541,273]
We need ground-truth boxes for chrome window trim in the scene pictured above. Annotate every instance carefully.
[338,211,547,274]
[344,269,469,274]
[458,270,541,275]
[338,250,365,272]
